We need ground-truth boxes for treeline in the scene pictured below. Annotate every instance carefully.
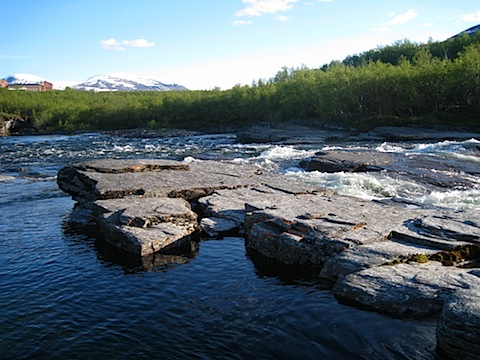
[0,32,479,133]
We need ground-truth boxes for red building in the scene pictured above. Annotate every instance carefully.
[8,80,54,91]
[0,79,8,88]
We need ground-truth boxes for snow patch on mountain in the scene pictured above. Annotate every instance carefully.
[451,24,480,38]
[5,73,49,85]
[72,73,187,92]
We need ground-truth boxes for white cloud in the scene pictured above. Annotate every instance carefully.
[123,39,155,48]
[458,11,480,23]
[373,9,418,32]
[101,38,155,51]
[276,15,289,21]
[235,0,298,17]
[101,38,126,51]
[232,20,253,26]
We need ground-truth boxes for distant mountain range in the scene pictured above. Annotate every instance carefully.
[3,73,188,92]
[72,73,187,92]
[451,24,480,38]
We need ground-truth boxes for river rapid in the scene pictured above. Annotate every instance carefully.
[1,131,479,359]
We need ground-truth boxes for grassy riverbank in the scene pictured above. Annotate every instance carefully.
[1,34,479,134]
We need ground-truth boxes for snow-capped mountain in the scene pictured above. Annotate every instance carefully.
[451,24,480,38]
[72,73,187,92]
[5,73,50,85]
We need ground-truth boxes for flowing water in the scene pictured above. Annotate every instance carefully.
[1,131,479,359]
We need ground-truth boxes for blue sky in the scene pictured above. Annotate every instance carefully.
[1,0,480,89]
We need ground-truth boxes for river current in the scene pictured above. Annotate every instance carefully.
[1,131,479,359]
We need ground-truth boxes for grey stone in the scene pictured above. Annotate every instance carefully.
[200,217,240,237]
[300,150,393,172]
[437,285,480,360]
[58,159,327,257]
[93,196,198,257]
[319,239,440,282]
[244,193,480,267]
[332,262,479,317]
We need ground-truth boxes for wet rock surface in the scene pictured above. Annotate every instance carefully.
[58,157,480,358]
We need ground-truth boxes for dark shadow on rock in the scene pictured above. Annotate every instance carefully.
[94,235,199,272]
[246,247,330,289]
[62,213,200,273]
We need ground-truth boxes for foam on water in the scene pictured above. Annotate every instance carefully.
[376,138,480,160]
[411,138,479,153]
[285,169,430,201]
[248,145,318,170]
[419,189,480,209]
[286,168,479,209]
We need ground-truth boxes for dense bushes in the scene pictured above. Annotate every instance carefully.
[1,35,479,133]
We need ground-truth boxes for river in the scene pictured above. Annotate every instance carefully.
[1,131,479,359]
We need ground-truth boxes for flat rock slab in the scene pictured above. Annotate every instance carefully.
[244,195,479,265]
[332,262,480,317]
[58,159,327,257]
[300,150,394,172]
[58,158,324,203]
[437,283,480,359]
[94,196,198,257]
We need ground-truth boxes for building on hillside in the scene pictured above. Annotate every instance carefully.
[0,79,8,88]
[8,80,54,91]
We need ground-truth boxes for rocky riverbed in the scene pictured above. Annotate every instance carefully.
[57,149,480,359]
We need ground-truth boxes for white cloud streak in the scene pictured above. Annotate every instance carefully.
[101,38,155,51]
[232,20,253,26]
[373,9,418,32]
[458,11,480,23]
[235,0,298,17]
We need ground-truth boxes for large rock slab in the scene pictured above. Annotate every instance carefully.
[437,281,480,360]
[332,262,480,317]
[300,150,394,172]
[244,194,479,265]
[94,196,198,257]
[58,158,326,257]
